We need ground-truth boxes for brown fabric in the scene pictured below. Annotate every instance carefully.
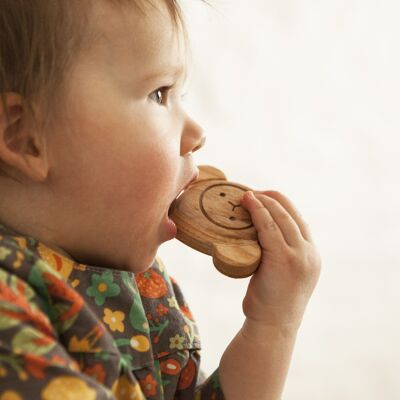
[0,222,224,399]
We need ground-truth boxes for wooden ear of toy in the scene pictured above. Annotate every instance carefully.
[169,165,262,278]
[213,242,261,278]
[196,165,227,181]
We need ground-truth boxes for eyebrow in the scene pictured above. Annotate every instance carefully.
[143,65,187,83]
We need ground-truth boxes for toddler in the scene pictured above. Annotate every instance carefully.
[0,1,321,399]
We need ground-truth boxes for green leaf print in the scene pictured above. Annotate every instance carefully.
[121,271,150,334]
[95,351,110,362]
[0,246,12,261]
[27,260,55,317]
[12,326,55,356]
[121,271,137,294]
[52,302,79,333]
[0,305,21,330]
[129,293,150,334]
[119,353,134,372]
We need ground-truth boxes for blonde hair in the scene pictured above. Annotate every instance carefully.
[0,0,186,131]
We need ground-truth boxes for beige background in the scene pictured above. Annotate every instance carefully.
[158,1,400,398]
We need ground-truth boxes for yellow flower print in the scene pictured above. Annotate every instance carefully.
[103,308,125,333]
[169,334,185,350]
[0,391,22,400]
[0,246,11,261]
[130,335,150,352]
[112,375,144,400]
[41,376,96,400]
[71,279,80,288]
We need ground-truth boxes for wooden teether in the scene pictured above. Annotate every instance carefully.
[169,165,261,278]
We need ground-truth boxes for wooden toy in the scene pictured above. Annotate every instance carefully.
[169,165,261,278]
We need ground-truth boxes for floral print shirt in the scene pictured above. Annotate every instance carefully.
[0,222,225,400]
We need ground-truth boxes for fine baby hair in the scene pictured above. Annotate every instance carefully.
[0,0,185,132]
[0,1,321,399]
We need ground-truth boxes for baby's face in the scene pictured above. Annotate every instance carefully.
[45,2,204,272]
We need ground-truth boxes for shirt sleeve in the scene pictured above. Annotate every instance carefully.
[171,349,225,400]
[166,269,225,399]
[194,368,225,399]
[0,269,117,400]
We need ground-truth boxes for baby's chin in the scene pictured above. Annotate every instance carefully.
[134,256,157,274]
[122,245,159,274]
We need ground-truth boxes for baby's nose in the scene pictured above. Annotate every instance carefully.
[180,116,205,156]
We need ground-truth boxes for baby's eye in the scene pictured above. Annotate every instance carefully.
[149,86,170,106]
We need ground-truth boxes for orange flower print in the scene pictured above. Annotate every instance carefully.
[140,373,157,397]
[24,354,48,379]
[84,363,106,384]
[180,305,194,320]
[156,303,169,316]
[103,308,125,333]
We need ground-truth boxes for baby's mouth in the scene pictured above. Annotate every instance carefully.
[168,189,185,217]
[168,170,199,218]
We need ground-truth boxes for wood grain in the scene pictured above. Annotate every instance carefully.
[169,165,261,278]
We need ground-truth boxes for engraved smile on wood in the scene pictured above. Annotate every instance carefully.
[199,184,253,230]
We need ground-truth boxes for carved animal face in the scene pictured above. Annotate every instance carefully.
[169,165,261,278]
[170,179,257,243]
[199,183,253,230]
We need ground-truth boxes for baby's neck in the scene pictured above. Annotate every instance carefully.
[0,178,73,260]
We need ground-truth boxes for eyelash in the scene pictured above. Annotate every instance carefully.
[149,85,187,106]
[149,86,172,106]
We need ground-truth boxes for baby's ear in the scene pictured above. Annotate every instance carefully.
[0,92,48,182]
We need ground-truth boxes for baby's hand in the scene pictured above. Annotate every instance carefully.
[240,191,321,328]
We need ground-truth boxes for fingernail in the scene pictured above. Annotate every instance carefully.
[246,191,255,200]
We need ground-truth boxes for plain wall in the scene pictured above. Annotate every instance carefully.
[157,1,400,398]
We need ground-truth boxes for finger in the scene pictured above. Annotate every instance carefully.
[254,190,313,242]
[241,191,288,250]
[253,194,304,247]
